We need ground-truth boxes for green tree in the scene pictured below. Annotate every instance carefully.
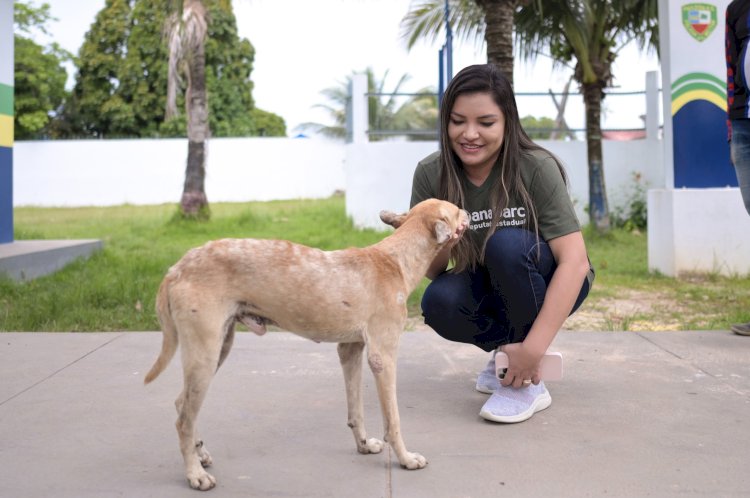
[61,0,284,139]
[298,67,438,141]
[13,1,71,139]
[250,108,286,137]
[63,0,131,138]
[118,0,173,137]
[516,0,658,232]
[520,115,557,139]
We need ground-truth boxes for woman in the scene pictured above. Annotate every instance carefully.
[410,64,594,423]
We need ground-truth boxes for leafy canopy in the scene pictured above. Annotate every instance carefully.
[13,1,71,139]
[60,0,285,138]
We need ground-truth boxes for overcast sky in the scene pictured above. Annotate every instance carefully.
[33,0,660,135]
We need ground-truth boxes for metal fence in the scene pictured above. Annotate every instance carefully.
[357,86,662,142]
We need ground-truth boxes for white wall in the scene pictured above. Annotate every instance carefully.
[648,188,750,276]
[345,138,665,229]
[14,135,664,226]
[13,137,345,206]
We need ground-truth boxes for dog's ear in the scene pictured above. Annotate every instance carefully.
[434,220,453,244]
[380,210,407,228]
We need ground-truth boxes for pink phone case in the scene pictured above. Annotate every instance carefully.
[495,351,563,381]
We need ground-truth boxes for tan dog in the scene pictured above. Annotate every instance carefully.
[144,198,469,490]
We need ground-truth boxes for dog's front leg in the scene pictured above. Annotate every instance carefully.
[367,336,427,470]
[337,342,384,455]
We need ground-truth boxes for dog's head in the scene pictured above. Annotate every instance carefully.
[380,199,469,245]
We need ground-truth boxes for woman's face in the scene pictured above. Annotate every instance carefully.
[447,92,506,172]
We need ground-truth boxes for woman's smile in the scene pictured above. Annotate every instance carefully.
[448,92,506,175]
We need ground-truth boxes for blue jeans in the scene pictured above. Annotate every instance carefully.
[730,119,750,216]
[421,228,591,352]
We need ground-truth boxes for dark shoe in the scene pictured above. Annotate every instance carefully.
[731,322,750,336]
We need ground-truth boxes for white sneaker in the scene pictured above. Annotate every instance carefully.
[479,381,551,424]
[475,353,499,394]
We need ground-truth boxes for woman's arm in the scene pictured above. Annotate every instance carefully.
[500,230,590,387]
[425,246,452,280]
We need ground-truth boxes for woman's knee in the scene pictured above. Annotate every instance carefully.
[484,228,538,272]
[421,279,462,316]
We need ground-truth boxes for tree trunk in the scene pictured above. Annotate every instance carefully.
[180,0,209,218]
[581,81,610,233]
[476,0,517,87]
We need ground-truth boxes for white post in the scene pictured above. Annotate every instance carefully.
[350,73,368,144]
[645,71,659,141]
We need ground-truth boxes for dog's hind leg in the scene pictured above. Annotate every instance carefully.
[175,391,213,470]
[337,342,384,455]
[366,329,427,470]
[216,321,236,370]
[174,321,226,491]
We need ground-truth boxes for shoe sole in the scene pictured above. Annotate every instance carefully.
[479,391,552,424]
[732,325,750,336]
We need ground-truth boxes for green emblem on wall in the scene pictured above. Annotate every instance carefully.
[682,3,718,42]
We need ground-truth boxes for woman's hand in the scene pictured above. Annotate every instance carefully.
[499,342,544,388]
[425,217,469,279]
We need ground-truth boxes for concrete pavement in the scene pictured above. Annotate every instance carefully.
[0,328,748,497]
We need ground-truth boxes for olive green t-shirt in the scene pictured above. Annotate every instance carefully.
[411,149,581,241]
[411,149,594,285]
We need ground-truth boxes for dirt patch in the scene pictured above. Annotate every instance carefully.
[407,288,725,332]
[562,289,707,331]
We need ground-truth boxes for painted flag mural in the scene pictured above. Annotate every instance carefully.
[0,0,13,243]
[665,1,735,188]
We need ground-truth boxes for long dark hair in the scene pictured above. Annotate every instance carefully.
[438,63,568,272]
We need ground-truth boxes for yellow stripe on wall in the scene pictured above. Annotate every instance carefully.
[0,114,12,147]
[671,89,727,115]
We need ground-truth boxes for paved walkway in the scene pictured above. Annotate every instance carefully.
[1,329,748,497]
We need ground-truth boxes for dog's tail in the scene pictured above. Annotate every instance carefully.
[144,276,178,384]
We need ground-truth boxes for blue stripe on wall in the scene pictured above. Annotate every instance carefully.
[0,146,12,243]
[673,100,735,188]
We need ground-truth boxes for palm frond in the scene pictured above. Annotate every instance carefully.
[399,0,485,51]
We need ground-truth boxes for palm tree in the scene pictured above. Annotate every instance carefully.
[516,0,658,232]
[296,67,438,141]
[400,0,523,86]
[166,0,210,219]
[400,0,658,233]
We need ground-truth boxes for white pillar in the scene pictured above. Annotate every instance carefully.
[349,73,368,144]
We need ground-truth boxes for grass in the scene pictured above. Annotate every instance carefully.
[579,226,750,330]
[2,196,749,332]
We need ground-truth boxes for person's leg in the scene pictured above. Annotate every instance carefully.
[730,118,750,216]
[482,228,589,345]
[422,228,590,350]
[730,119,750,335]
[479,228,590,423]
[421,268,502,352]
[421,266,505,393]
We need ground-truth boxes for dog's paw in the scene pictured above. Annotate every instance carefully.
[358,437,384,454]
[401,452,428,470]
[197,446,213,468]
[187,468,216,491]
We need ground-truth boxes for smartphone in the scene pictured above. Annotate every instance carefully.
[495,351,563,381]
